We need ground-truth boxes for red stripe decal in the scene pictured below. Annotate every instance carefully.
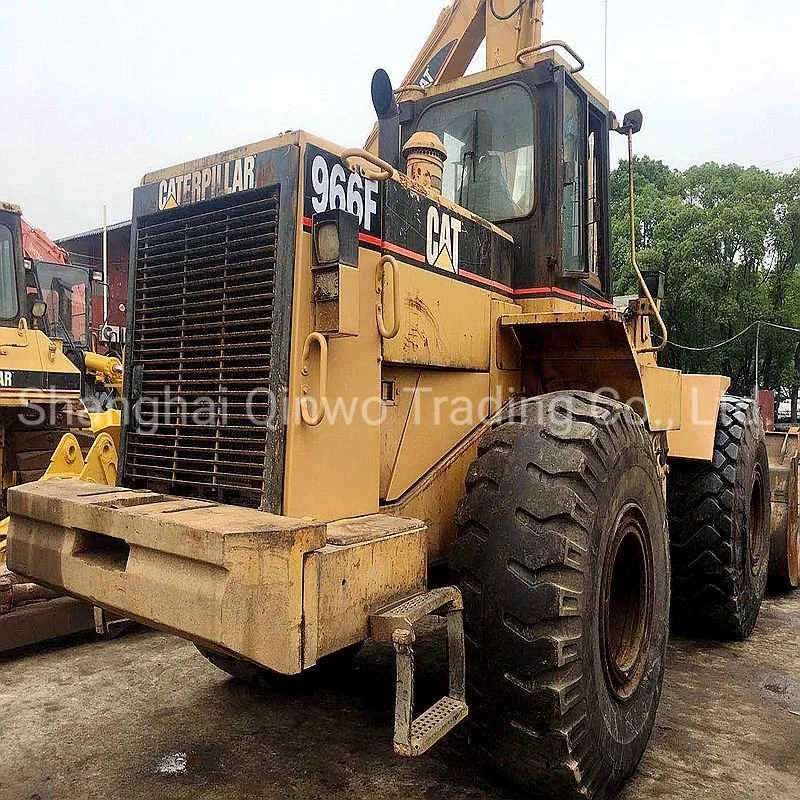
[459,269,513,294]
[302,218,612,309]
[359,232,383,248]
[382,240,426,264]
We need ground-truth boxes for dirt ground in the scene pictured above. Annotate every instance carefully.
[2,592,799,800]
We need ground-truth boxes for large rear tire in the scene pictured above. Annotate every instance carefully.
[667,397,770,639]
[451,392,669,800]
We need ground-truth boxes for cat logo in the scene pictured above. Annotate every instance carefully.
[426,206,462,274]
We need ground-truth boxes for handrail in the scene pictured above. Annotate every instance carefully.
[625,130,668,354]
[394,84,427,99]
[516,39,585,73]
[341,149,396,182]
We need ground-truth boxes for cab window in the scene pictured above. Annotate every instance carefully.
[0,224,19,319]
[34,262,90,347]
[562,85,586,272]
[416,83,535,222]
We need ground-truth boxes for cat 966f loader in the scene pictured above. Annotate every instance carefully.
[7,1,793,797]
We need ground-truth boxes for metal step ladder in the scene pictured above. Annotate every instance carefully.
[370,586,468,756]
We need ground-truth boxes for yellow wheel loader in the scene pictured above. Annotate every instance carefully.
[0,203,121,650]
[7,2,797,797]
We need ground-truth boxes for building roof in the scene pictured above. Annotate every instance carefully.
[56,220,130,245]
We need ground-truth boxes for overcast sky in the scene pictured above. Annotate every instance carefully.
[3,0,799,239]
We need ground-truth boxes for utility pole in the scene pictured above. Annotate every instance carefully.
[604,0,609,96]
[102,204,109,325]
[754,322,760,399]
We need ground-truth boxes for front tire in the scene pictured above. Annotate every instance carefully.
[667,397,770,639]
[451,392,669,800]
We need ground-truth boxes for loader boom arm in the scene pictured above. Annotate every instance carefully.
[366,0,544,150]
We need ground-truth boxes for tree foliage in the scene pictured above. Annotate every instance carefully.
[611,157,800,399]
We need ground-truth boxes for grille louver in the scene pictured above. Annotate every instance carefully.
[125,187,280,508]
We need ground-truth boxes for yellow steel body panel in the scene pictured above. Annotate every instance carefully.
[640,365,682,432]
[0,324,81,407]
[380,367,420,499]
[89,408,121,451]
[666,374,731,461]
[283,137,383,521]
[283,134,517,524]
[383,265,491,371]
[386,418,495,564]
[385,370,490,502]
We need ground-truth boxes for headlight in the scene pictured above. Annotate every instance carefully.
[312,209,359,268]
[314,221,340,266]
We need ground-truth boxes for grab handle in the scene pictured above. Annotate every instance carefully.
[300,332,328,427]
[517,40,585,73]
[376,255,401,340]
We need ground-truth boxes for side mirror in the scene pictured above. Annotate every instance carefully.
[371,69,397,120]
[371,68,400,169]
[621,109,644,135]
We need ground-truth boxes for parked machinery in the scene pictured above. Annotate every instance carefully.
[0,203,119,650]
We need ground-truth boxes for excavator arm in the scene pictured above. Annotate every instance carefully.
[366,0,544,151]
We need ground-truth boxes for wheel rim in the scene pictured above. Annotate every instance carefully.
[600,504,655,702]
[749,466,767,575]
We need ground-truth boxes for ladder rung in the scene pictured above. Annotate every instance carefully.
[370,586,468,757]
[404,696,468,757]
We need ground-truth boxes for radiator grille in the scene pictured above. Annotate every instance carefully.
[124,187,279,507]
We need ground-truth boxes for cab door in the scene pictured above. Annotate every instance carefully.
[0,206,27,325]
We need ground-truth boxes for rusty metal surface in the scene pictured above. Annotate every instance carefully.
[370,587,467,757]
[766,430,800,587]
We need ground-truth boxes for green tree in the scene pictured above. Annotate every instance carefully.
[611,157,800,402]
